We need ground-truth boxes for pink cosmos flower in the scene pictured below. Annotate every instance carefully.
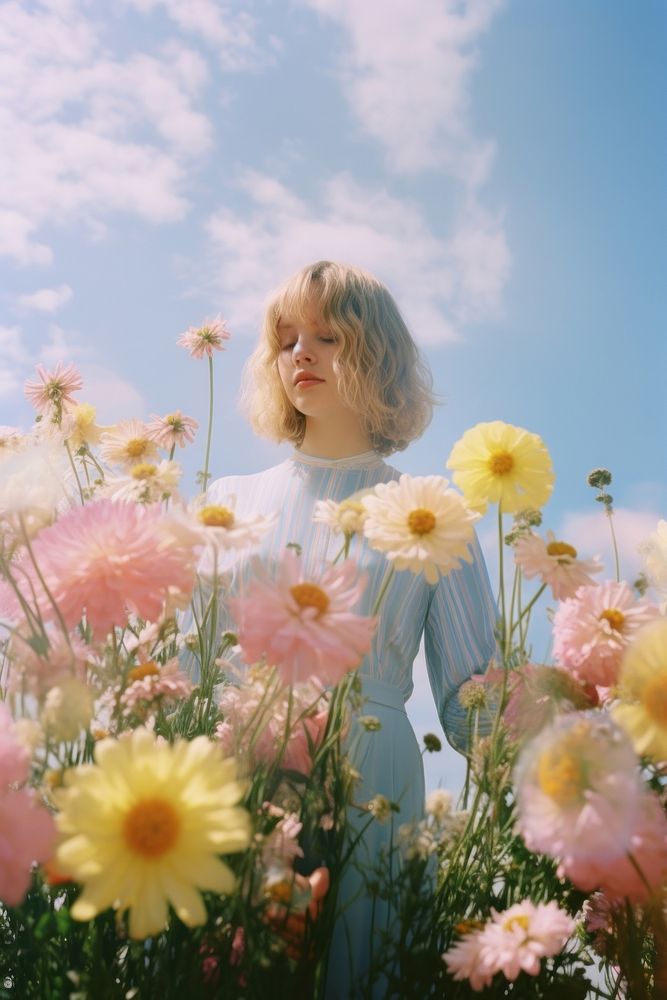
[7,628,90,699]
[515,713,646,882]
[229,550,376,685]
[0,702,30,785]
[24,499,200,637]
[514,530,603,600]
[564,791,667,903]
[261,808,304,869]
[120,658,193,715]
[552,580,659,687]
[24,362,83,418]
[503,663,598,741]
[0,786,56,905]
[177,317,230,359]
[145,411,199,450]
[216,665,330,775]
[443,930,490,991]
[443,900,575,991]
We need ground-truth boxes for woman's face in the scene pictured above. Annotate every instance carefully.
[276,309,352,421]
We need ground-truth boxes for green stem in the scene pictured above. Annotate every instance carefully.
[497,505,507,653]
[607,507,621,582]
[202,355,215,493]
[64,440,85,504]
[510,583,547,637]
[372,564,395,616]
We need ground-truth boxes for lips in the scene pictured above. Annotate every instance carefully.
[294,372,324,387]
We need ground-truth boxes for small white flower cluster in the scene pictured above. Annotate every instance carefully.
[397,788,469,862]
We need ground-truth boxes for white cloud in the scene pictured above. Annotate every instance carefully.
[0,0,262,266]
[0,366,22,399]
[77,363,146,423]
[0,326,31,365]
[560,507,663,586]
[122,0,261,71]
[205,171,510,344]
[17,285,73,313]
[300,0,504,180]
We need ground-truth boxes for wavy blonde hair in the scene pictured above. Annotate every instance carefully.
[240,261,435,455]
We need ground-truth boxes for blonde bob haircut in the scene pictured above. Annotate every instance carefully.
[241,261,435,456]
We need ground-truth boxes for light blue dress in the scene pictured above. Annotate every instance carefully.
[203,449,498,998]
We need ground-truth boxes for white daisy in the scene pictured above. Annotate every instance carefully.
[361,474,479,584]
[99,419,160,469]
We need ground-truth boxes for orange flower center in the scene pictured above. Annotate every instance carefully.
[290,583,330,615]
[599,608,625,632]
[488,450,514,476]
[502,914,530,933]
[407,508,436,536]
[123,798,180,858]
[546,540,578,560]
[198,505,235,528]
[340,500,365,516]
[131,462,158,480]
[536,747,584,805]
[642,675,667,727]
[128,661,161,683]
[126,438,149,459]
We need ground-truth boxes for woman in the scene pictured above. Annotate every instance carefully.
[205,260,498,996]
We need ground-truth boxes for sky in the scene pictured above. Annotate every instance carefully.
[1,0,665,791]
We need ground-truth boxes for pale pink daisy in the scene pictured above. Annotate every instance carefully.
[24,362,83,419]
[442,930,492,991]
[0,786,57,905]
[261,809,304,869]
[145,410,199,449]
[24,499,200,637]
[190,497,277,570]
[120,658,193,714]
[102,460,182,504]
[177,317,230,359]
[475,901,575,982]
[514,530,603,600]
[552,580,659,687]
[515,713,646,884]
[230,550,376,685]
[99,419,160,469]
[502,663,598,741]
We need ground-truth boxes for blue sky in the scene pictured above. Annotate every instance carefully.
[1,0,665,790]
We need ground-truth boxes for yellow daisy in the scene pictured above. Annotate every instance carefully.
[446,420,555,514]
[55,728,250,939]
[612,618,667,763]
[361,474,479,584]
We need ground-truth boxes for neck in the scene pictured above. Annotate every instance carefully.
[299,416,374,460]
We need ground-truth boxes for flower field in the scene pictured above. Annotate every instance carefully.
[0,330,665,998]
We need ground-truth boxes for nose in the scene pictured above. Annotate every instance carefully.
[292,336,315,365]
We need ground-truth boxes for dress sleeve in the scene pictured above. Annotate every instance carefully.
[423,530,500,753]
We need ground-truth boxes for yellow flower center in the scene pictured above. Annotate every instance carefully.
[407,508,437,536]
[128,661,161,683]
[642,675,667,727]
[131,463,158,480]
[290,583,330,615]
[546,540,578,560]
[123,798,181,858]
[126,438,149,459]
[340,500,365,515]
[536,747,584,805]
[502,914,530,933]
[166,414,184,430]
[599,608,625,632]
[198,505,235,528]
[488,450,515,476]
[266,879,293,904]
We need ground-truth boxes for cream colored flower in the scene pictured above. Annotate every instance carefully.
[638,519,667,598]
[103,460,182,503]
[361,474,479,584]
[41,676,93,740]
[447,421,554,514]
[64,402,107,451]
[313,489,372,537]
[55,728,250,939]
[100,420,160,469]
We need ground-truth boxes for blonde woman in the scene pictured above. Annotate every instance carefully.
[207,260,498,996]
